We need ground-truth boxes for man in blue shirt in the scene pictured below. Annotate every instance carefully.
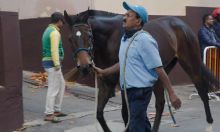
[198,14,220,59]
[93,2,181,132]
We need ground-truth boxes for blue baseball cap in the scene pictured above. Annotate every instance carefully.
[123,1,148,23]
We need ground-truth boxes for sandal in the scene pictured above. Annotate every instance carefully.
[44,114,61,123]
[54,112,67,117]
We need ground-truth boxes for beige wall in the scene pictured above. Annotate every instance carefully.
[94,0,220,16]
[0,0,92,19]
[0,0,220,19]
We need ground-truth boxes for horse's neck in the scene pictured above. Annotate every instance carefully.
[92,15,123,22]
[91,10,119,17]
[89,15,123,28]
[89,15,123,38]
[89,15,123,66]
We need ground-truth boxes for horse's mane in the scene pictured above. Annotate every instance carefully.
[76,9,119,17]
[71,9,120,24]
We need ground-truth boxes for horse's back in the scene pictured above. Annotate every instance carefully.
[143,17,181,64]
[143,16,198,65]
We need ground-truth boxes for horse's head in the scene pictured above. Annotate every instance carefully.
[64,10,94,75]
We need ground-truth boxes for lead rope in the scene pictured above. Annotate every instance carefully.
[164,90,177,126]
[122,30,146,132]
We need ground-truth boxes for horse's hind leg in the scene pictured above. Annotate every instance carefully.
[152,57,177,132]
[196,83,213,124]
[96,80,114,132]
[177,25,215,127]
[178,60,213,128]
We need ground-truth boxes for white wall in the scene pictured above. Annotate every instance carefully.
[0,0,220,19]
[0,0,92,19]
[93,0,220,16]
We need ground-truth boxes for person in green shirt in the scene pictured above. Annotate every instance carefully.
[42,12,66,122]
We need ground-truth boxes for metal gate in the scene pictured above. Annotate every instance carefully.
[204,46,220,81]
[189,46,220,101]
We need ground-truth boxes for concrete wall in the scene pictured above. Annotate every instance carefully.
[0,0,92,19]
[0,11,23,132]
[94,0,220,15]
[0,0,219,19]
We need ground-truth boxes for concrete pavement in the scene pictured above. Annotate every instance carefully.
[21,71,220,132]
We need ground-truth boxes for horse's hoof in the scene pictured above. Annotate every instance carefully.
[206,124,213,132]
[170,123,180,127]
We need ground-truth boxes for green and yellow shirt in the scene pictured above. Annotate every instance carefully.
[42,24,64,68]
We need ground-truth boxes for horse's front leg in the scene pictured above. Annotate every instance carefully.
[152,82,165,132]
[96,80,113,132]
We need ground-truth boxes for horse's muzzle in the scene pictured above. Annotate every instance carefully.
[77,63,93,75]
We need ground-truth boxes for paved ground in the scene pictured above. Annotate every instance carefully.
[20,71,220,132]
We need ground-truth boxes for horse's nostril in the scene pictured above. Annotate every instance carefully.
[82,67,90,75]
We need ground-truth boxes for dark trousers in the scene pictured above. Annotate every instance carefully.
[121,87,153,132]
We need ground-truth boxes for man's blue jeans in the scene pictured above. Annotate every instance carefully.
[121,87,153,132]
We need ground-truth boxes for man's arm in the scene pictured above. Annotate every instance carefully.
[199,28,220,47]
[155,67,181,109]
[50,31,61,70]
[93,63,119,77]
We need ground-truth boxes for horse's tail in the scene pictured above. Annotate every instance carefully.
[184,24,219,92]
[176,18,220,92]
[201,63,220,91]
[201,64,220,91]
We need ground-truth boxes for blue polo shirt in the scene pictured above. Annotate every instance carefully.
[119,30,162,89]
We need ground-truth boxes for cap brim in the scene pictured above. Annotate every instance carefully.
[123,2,132,11]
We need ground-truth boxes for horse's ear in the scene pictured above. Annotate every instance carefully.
[64,10,73,26]
[88,7,90,11]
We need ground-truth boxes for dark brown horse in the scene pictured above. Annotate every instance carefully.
[64,9,219,132]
